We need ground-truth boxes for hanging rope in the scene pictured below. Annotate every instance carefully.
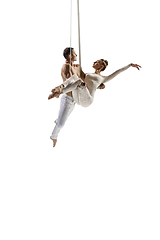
[70,0,72,65]
[69,0,81,73]
[77,0,81,73]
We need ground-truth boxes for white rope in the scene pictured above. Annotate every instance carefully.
[77,0,81,72]
[69,0,81,73]
[70,0,72,65]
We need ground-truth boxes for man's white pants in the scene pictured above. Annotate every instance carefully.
[50,94,75,140]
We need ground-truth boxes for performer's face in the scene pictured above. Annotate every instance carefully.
[71,50,77,61]
[93,60,103,70]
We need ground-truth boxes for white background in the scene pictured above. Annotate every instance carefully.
[0,0,160,239]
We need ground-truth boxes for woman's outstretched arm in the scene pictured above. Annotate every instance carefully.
[103,64,141,83]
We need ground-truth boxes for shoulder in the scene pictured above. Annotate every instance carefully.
[85,73,94,78]
[101,74,105,78]
[61,64,72,76]
[86,73,100,77]
[62,63,71,71]
[61,63,73,79]
[86,73,104,81]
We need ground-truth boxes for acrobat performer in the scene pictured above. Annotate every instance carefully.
[49,47,105,147]
[49,60,141,108]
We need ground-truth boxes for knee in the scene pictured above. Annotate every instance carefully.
[56,121,65,129]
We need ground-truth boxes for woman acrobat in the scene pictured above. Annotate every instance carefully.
[48,59,141,107]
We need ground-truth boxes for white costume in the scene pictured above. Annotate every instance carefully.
[62,64,132,107]
[50,64,131,140]
[50,94,75,140]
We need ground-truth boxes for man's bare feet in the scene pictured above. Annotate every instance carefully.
[50,137,57,147]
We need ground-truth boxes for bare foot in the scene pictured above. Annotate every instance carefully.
[51,85,62,93]
[48,92,61,100]
[50,137,57,147]
[48,85,64,100]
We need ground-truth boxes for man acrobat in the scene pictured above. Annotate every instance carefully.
[49,47,105,147]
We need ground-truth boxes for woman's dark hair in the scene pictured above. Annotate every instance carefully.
[101,59,108,71]
[63,47,74,60]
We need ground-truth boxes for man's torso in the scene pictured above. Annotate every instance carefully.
[61,63,85,97]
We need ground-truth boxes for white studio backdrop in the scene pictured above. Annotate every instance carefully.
[0,0,160,240]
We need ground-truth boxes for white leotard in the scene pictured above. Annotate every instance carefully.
[63,64,131,107]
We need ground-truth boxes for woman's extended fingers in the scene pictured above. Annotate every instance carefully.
[131,63,142,70]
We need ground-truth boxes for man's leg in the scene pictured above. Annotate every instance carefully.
[50,94,75,147]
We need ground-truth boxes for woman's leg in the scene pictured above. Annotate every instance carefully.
[62,79,84,94]
[48,75,85,99]
[72,87,93,107]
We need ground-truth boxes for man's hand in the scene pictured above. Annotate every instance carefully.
[98,83,105,89]
[131,64,142,70]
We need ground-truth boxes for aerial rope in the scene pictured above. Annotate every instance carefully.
[70,0,81,74]
[77,0,81,73]
[69,0,72,65]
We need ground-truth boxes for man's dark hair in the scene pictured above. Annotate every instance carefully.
[101,59,108,71]
[63,47,74,60]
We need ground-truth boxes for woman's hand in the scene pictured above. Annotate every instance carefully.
[98,83,105,89]
[131,63,142,70]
